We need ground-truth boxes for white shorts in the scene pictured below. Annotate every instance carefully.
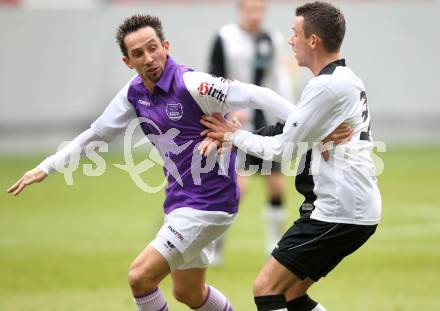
[150,208,235,272]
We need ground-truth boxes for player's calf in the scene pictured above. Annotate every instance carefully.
[172,282,207,308]
[192,285,234,311]
[133,288,168,311]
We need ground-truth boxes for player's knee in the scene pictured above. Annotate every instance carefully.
[172,286,205,307]
[127,267,143,289]
[253,274,277,297]
[127,266,157,292]
[253,268,294,297]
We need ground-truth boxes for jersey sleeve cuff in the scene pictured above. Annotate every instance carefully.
[37,156,55,175]
[230,129,248,146]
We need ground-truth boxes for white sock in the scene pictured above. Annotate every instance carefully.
[264,206,285,253]
[194,285,233,311]
[311,303,327,311]
[134,288,168,311]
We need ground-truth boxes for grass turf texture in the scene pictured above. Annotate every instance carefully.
[1,146,439,310]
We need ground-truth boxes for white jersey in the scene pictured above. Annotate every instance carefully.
[231,59,382,225]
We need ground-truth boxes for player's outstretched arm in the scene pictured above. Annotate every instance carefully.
[7,167,48,196]
[201,113,353,161]
[6,82,135,197]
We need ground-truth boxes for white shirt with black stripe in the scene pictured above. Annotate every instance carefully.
[231,60,382,225]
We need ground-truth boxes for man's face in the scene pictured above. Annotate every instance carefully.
[288,16,312,67]
[123,26,169,88]
[239,0,267,34]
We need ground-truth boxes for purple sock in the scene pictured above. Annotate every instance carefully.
[134,288,168,311]
[194,285,233,311]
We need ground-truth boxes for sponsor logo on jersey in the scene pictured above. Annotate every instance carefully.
[168,225,184,241]
[197,80,228,103]
[138,99,150,107]
[166,102,183,121]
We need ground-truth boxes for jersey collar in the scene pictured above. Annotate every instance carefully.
[155,56,177,93]
[318,59,346,76]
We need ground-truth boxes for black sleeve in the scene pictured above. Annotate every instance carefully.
[253,122,285,136]
[208,34,226,77]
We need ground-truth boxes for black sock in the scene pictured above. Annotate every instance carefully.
[270,197,282,207]
[286,295,317,311]
[254,294,287,310]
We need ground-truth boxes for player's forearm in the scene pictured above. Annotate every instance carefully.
[37,128,105,174]
[231,113,314,162]
[226,82,296,121]
[231,130,291,163]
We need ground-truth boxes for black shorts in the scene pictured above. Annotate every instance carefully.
[238,153,282,174]
[271,215,377,281]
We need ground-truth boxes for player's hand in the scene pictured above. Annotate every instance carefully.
[199,115,241,157]
[7,167,47,196]
[200,113,241,142]
[320,122,353,161]
[198,137,221,157]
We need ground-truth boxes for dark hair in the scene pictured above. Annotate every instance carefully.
[296,1,345,53]
[116,14,165,57]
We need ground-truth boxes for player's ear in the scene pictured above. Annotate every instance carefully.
[123,55,133,69]
[310,34,319,49]
[162,40,170,53]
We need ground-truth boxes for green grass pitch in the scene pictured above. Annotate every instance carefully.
[1,146,439,310]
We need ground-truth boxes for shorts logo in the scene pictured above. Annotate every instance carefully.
[168,225,184,241]
[166,103,183,121]
[166,241,175,249]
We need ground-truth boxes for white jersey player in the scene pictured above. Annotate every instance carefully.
[201,2,381,311]
[208,0,295,260]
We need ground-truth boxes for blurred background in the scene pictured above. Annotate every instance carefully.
[1,0,439,310]
[1,0,439,151]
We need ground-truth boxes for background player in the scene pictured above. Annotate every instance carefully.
[208,0,294,261]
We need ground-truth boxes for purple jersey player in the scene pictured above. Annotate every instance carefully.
[7,14,295,311]
[7,14,349,311]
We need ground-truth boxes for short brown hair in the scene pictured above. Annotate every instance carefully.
[296,2,345,53]
[116,14,165,57]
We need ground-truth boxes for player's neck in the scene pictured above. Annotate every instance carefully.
[240,23,261,36]
[310,52,341,76]
[141,77,156,93]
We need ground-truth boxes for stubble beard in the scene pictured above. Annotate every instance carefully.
[140,68,162,84]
